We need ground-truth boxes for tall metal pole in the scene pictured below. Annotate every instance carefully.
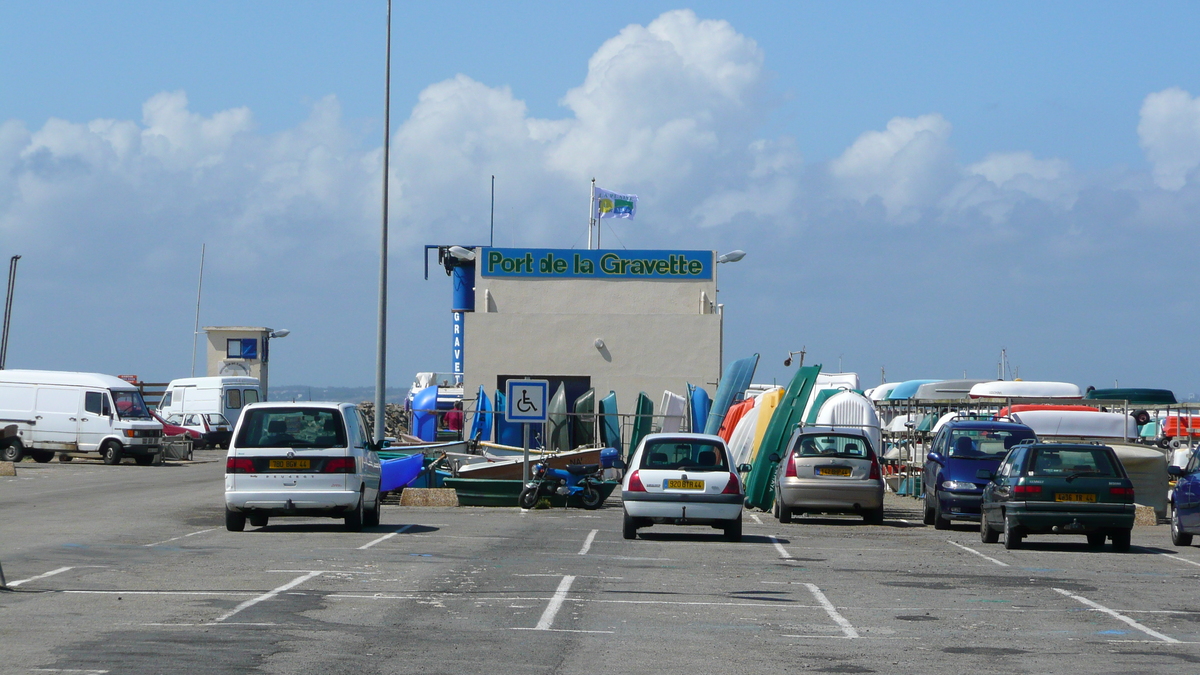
[190,244,205,377]
[489,175,495,248]
[1,255,20,370]
[588,179,596,250]
[373,0,392,442]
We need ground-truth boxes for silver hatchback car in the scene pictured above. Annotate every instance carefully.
[772,427,885,524]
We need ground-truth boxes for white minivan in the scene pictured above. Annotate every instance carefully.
[224,402,382,532]
[0,370,163,465]
[158,376,261,434]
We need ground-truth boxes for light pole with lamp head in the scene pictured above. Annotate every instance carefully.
[715,250,746,374]
[262,329,290,401]
[784,347,806,367]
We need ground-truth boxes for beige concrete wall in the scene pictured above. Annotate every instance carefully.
[204,327,269,381]
[463,272,722,415]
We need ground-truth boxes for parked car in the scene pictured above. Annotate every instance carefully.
[979,442,1136,551]
[1168,448,1200,547]
[152,410,202,443]
[0,369,163,465]
[166,412,233,449]
[224,402,382,532]
[621,433,748,541]
[922,420,1037,529]
[773,426,885,524]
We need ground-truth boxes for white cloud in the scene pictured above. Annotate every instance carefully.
[1139,87,1200,190]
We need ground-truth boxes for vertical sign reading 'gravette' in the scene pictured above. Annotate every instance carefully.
[479,248,713,280]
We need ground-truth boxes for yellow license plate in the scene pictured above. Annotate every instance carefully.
[818,467,852,477]
[268,459,310,470]
[1055,493,1096,503]
[666,479,705,490]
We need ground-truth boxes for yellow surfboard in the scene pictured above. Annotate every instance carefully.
[747,387,785,463]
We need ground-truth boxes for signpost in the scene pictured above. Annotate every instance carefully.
[505,379,549,484]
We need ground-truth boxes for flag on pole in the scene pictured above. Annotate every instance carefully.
[595,188,638,219]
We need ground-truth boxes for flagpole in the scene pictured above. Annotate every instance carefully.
[588,178,596,250]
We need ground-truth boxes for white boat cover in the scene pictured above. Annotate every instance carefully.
[969,381,1082,399]
[883,413,923,433]
[813,391,882,454]
[816,372,860,390]
[659,391,686,433]
[1008,410,1137,439]
[1109,443,1169,519]
[868,383,900,401]
[728,404,761,466]
[914,379,994,400]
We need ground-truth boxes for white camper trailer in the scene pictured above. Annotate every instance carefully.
[157,376,261,429]
[0,370,163,464]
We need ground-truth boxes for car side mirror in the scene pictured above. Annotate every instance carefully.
[1168,465,1184,477]
[927,452,944,464]
[768,453,780,463]
[976,469,994,480]
[737,463,752,473]
[613,458,626,470]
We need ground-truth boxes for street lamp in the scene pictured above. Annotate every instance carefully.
[784,347,806,367]
[716,249,746,264]
[262,329,290,401]
[714,250,746,374]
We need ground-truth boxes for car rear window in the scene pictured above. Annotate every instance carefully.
[205,413,231,426]
[641,440,729,471]
[948,428,1036,458]
[792,434,871,459]
[1025,447,1120,478]
[235,408,347,449]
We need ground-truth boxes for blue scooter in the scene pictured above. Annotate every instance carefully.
[519,461,605,510]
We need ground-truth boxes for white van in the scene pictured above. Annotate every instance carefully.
[0,370,163,465]
[158,376,261,431]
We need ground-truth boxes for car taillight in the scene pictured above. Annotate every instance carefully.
[722,472,741,494]
[322,458,356,473]
[226,457,254,473]
[868,460,881,480]
[626,470,646,492]
[784,454,797,478]
[1110,486,1135,500]
[1013,485,1042,495]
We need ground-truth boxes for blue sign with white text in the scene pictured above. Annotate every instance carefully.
[452,311,464,376]
[479,248,713,280]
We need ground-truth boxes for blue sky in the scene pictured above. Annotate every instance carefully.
[3,2,1200,398]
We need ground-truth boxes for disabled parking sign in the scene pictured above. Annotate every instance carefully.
[505,379,549,424]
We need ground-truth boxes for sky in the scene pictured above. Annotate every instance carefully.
[2,1,1200,399]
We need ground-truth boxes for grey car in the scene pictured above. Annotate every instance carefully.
[772,427,885,524]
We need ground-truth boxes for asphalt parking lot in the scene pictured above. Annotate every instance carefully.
[4,453,1200,675]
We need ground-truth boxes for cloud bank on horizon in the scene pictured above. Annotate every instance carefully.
[2,9,1199,391]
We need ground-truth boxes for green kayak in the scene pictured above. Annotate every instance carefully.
[744,364,822,512]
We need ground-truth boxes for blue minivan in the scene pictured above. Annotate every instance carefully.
[923,420,1037,529]
[1169,448,1200,546]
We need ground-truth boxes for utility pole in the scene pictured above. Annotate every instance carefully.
[373,0,392,442]
[1,255,20,369]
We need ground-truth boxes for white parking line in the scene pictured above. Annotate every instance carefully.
[769,536,793,559]
[358,524,414,550]
[534,575,575,630]
[8,566,72,587]
[750,514,763,524]
[578,529,598,555]
[1052,587,1180,644]
[212,571,322,623]
[143,528,216,547]
[803,583,859,639]
[1137,548,1200,568]
[947,540,1009,567]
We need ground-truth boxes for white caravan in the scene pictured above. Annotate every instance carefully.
[158,376,261,427]
[0,370,163,465]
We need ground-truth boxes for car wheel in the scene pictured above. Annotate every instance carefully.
[344,494,364,532]
[724,514,742,542]
[1111,529,1132,553]
[1003,516,1022,550]
[778,501,792,524]
[580,484,603,510]
[249,514,268,527]
[864,507,884,525]
[933,497,951,530]
[58,453,74,462]
[980,511,999,543]
[134,455,154,466]
[518,486,541,510]
[1172,509,1193,547]
[31,450,53,463]
[225,508,246,532]
[1,440,24,463]
[364,493,381,527]
[923,495,936,526]
[622,511,639,540]
[101,441,123,465]
[1086,533,1106,548]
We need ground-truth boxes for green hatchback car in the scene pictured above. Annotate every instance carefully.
[979,442,1136,552]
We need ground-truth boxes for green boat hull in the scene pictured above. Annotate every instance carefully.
[573,388,596,447]
[627,392,654,460]
[443,478,619,507]
[744,364,822,512]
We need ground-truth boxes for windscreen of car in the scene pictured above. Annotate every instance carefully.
[235,408,347,449]
[948,428,1036,458]
[640,440,729,471]
[793,434,871,459]
[205,413,231,426]
[1025,447,1120,478]
[113,390,152,420]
